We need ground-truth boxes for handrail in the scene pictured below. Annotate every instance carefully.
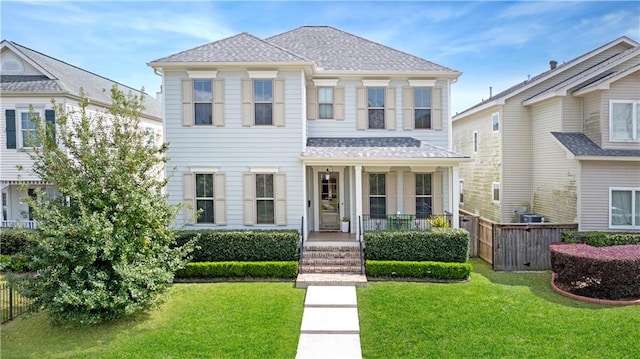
[358,215,365,274]
[298,216,304,274]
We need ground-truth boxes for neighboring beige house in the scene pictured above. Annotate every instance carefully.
[0,40,163,228]
[452,36,640,231]
[148,26,470,234]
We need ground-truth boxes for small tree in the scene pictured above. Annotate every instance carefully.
[21,87,192,325]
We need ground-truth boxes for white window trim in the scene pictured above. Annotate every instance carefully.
[17,107,44,149]
[362,79,390,87]
[609,187,639,229]
[413,87,432,130]
[408,79,436,87]
[367,87,385,129]
[247,71,278,79]
[253,79,273,126]
[187,71,217,79]
[492,112,500,133]
[313,79,338,87]
[473,131,479,154]
[609,100,639,142]
[255,173,275,225]
[369,173,387,218]
[492,182,500,203]
[189,166,219,173]
[250,166,279,173]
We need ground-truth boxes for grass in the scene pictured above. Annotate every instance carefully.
[0,282,304,359]
[358,258,640,358]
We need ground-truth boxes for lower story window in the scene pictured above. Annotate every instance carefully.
[196,174,214,223]
[256,173,274,224]
[610,188,640,228]
[369,173,386,219]
[416,173,432,218]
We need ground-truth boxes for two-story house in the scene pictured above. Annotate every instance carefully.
[148,26,469,236]
[1,40,163,228]
[452,36,640,231]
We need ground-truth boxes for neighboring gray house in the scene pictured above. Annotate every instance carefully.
[0,40,163,227]
[452,36,640,231]
[148,26,469,235]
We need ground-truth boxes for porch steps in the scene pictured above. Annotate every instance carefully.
[297,242,367,288]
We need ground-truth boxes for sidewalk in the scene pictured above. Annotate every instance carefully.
[295,286,362,359]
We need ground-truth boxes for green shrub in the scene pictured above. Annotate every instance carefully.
[0,254,30,272]
[0,228,35,255]
[366,260,471,280]
[428,215,450,228]
[365,229,469,263]
[562,231,640,247]
[174,230,299,262]
[176,261,298,279]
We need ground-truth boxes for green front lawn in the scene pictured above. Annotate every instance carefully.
[1,282,304,359]
[358,258,640,358]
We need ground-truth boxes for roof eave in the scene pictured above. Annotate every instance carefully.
[313,70,461,79]
[575,155,640,161]
[522,90,566,106]
[452,99,505,121]
[300,156,471,166]
[147,61,316,69]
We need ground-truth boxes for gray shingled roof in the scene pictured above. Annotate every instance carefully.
[551,132,640,157]
[304,137,469,159]
[151,33,309,63]
[2,41,162,118]
[267,26,457,72]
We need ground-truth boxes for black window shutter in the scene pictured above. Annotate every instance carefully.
[45,109,55,142]
[6,109,16,149]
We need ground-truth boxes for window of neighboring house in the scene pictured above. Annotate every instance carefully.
[256,173,275,224]
[610,188,640,229]
[492,182,500,203]
[195,174,215,224]
[414,87,432,129]
[254,79,273,125]
[610,100,640,141]
[318,87,334,119]
[492,112,500,133]
[193,79,213,125]
[459,180,464,204]
[415,173,432,219]
[473,131,479,154]
[368,87,385,129]
[369,173,386,219]
[20,110,41,148]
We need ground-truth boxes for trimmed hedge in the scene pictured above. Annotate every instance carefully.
[175,261,298,279]
[174,230,299,262]
[0,228,34,255]
[365,229,469,263]
[550,243,640,300]
[562,230,640,247]
[366,260,471,280]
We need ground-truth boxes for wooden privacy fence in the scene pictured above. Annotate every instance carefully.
[459,210,578,271]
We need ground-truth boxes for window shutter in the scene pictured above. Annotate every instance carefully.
[241,79,253,127]
[273,79,285,127]
[385,87,396,130]
[402,87,414,130]
[432,87,442,130]
[45,109,55,142]
[275,173,287,225]
[182,79,193,127]
[362,172,370,215]
[243,173,256,225]
[403,172,416,214]
[183,173,195,224]
[214,173,226,225]
[356,86,367,130]
[213,79,225,127]
[432,171,443,214]
[306,85,317,120]
[387,172,397,214]
[6,109,16,149]
[334,86,345,120]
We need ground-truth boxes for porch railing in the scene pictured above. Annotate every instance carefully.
[1,220,37,229]
[361,212,452,232]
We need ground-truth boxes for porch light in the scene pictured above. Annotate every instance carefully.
[324,168,331,181]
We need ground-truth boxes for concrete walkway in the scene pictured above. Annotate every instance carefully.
[295,286,362,359]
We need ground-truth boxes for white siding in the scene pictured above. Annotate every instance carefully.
[580,161,640,231]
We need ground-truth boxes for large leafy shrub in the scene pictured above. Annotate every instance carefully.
[176,261,298,279]
[550,243,640,300]
[174,230,298,262]
[19,88,193,325]
[365,229,469,263]
[366,260,471,280]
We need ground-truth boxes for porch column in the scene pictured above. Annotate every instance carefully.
[0,183,5,221]
[450,166,460,228]
[355,164,363,230]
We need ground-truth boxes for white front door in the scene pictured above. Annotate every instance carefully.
[319,171,340,230]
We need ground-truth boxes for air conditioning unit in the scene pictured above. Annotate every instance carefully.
[520,213,544,223]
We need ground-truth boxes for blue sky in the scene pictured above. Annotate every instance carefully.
[2,1,638,114]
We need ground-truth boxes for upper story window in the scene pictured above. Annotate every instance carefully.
[193,79,213,125]
[20,111,41,148]
[414,87,432,129]
[318,87,334,119]
[368,87,385,129]
[254,79,273,126]
[492,112,500,133]
[610,100,640,142]
[610,188,640,229]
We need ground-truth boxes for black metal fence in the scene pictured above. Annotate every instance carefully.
[361,212,452,232]
[1,282,34,323]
